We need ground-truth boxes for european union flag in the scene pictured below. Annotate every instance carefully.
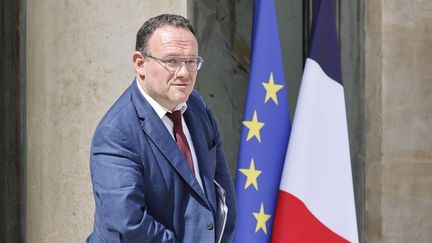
[233,0,291,242]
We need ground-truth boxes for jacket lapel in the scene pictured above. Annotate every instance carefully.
[184,105,218,214]
[130,81,210,208]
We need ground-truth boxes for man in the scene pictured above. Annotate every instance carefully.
[87,14,236,242]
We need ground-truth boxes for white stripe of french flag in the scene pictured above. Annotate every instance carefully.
[271,1,359,242]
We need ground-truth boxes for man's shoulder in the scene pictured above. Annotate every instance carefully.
[188,90,209,111]
[186,90,220,131]
[97,83,138,128]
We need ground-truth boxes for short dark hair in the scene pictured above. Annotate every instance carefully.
[135,14,196,54]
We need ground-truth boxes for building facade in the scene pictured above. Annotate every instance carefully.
[1,0,431,242]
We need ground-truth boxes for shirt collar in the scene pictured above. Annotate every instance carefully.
[135,79,187,119]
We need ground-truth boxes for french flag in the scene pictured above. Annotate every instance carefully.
[271,0,359,242]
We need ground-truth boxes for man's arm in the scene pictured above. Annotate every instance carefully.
[90,125,177,243]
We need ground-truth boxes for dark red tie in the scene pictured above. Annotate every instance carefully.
[166,111,194,172]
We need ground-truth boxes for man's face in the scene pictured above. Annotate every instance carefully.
[135,26,199,111]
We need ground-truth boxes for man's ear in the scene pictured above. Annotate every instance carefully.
[132,51,146,77]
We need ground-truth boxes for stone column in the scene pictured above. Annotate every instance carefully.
[380,0,432,242]
[365,0,383,241]
[365,0,432,242]
[26,1,187,242]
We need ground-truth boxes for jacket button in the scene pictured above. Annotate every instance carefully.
[207,222,214,230]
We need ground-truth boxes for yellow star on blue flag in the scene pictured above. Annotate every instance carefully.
[242,111,265,142]
[253,203,271,234]
[262,72,284,105]
[239,158,262,190]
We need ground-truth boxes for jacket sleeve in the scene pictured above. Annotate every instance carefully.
[90,124,177,243]
[205,107,238,243]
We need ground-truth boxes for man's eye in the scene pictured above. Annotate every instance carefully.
[165,58,179,65]
[186,59,197,65]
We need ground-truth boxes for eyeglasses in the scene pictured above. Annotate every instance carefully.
[144,54,204,73]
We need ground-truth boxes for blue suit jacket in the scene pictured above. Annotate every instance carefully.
[87,81,236,242]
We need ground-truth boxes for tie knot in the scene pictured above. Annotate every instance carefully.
[166,110,182,126]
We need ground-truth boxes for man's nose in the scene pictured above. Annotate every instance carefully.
[174,62,190,78]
